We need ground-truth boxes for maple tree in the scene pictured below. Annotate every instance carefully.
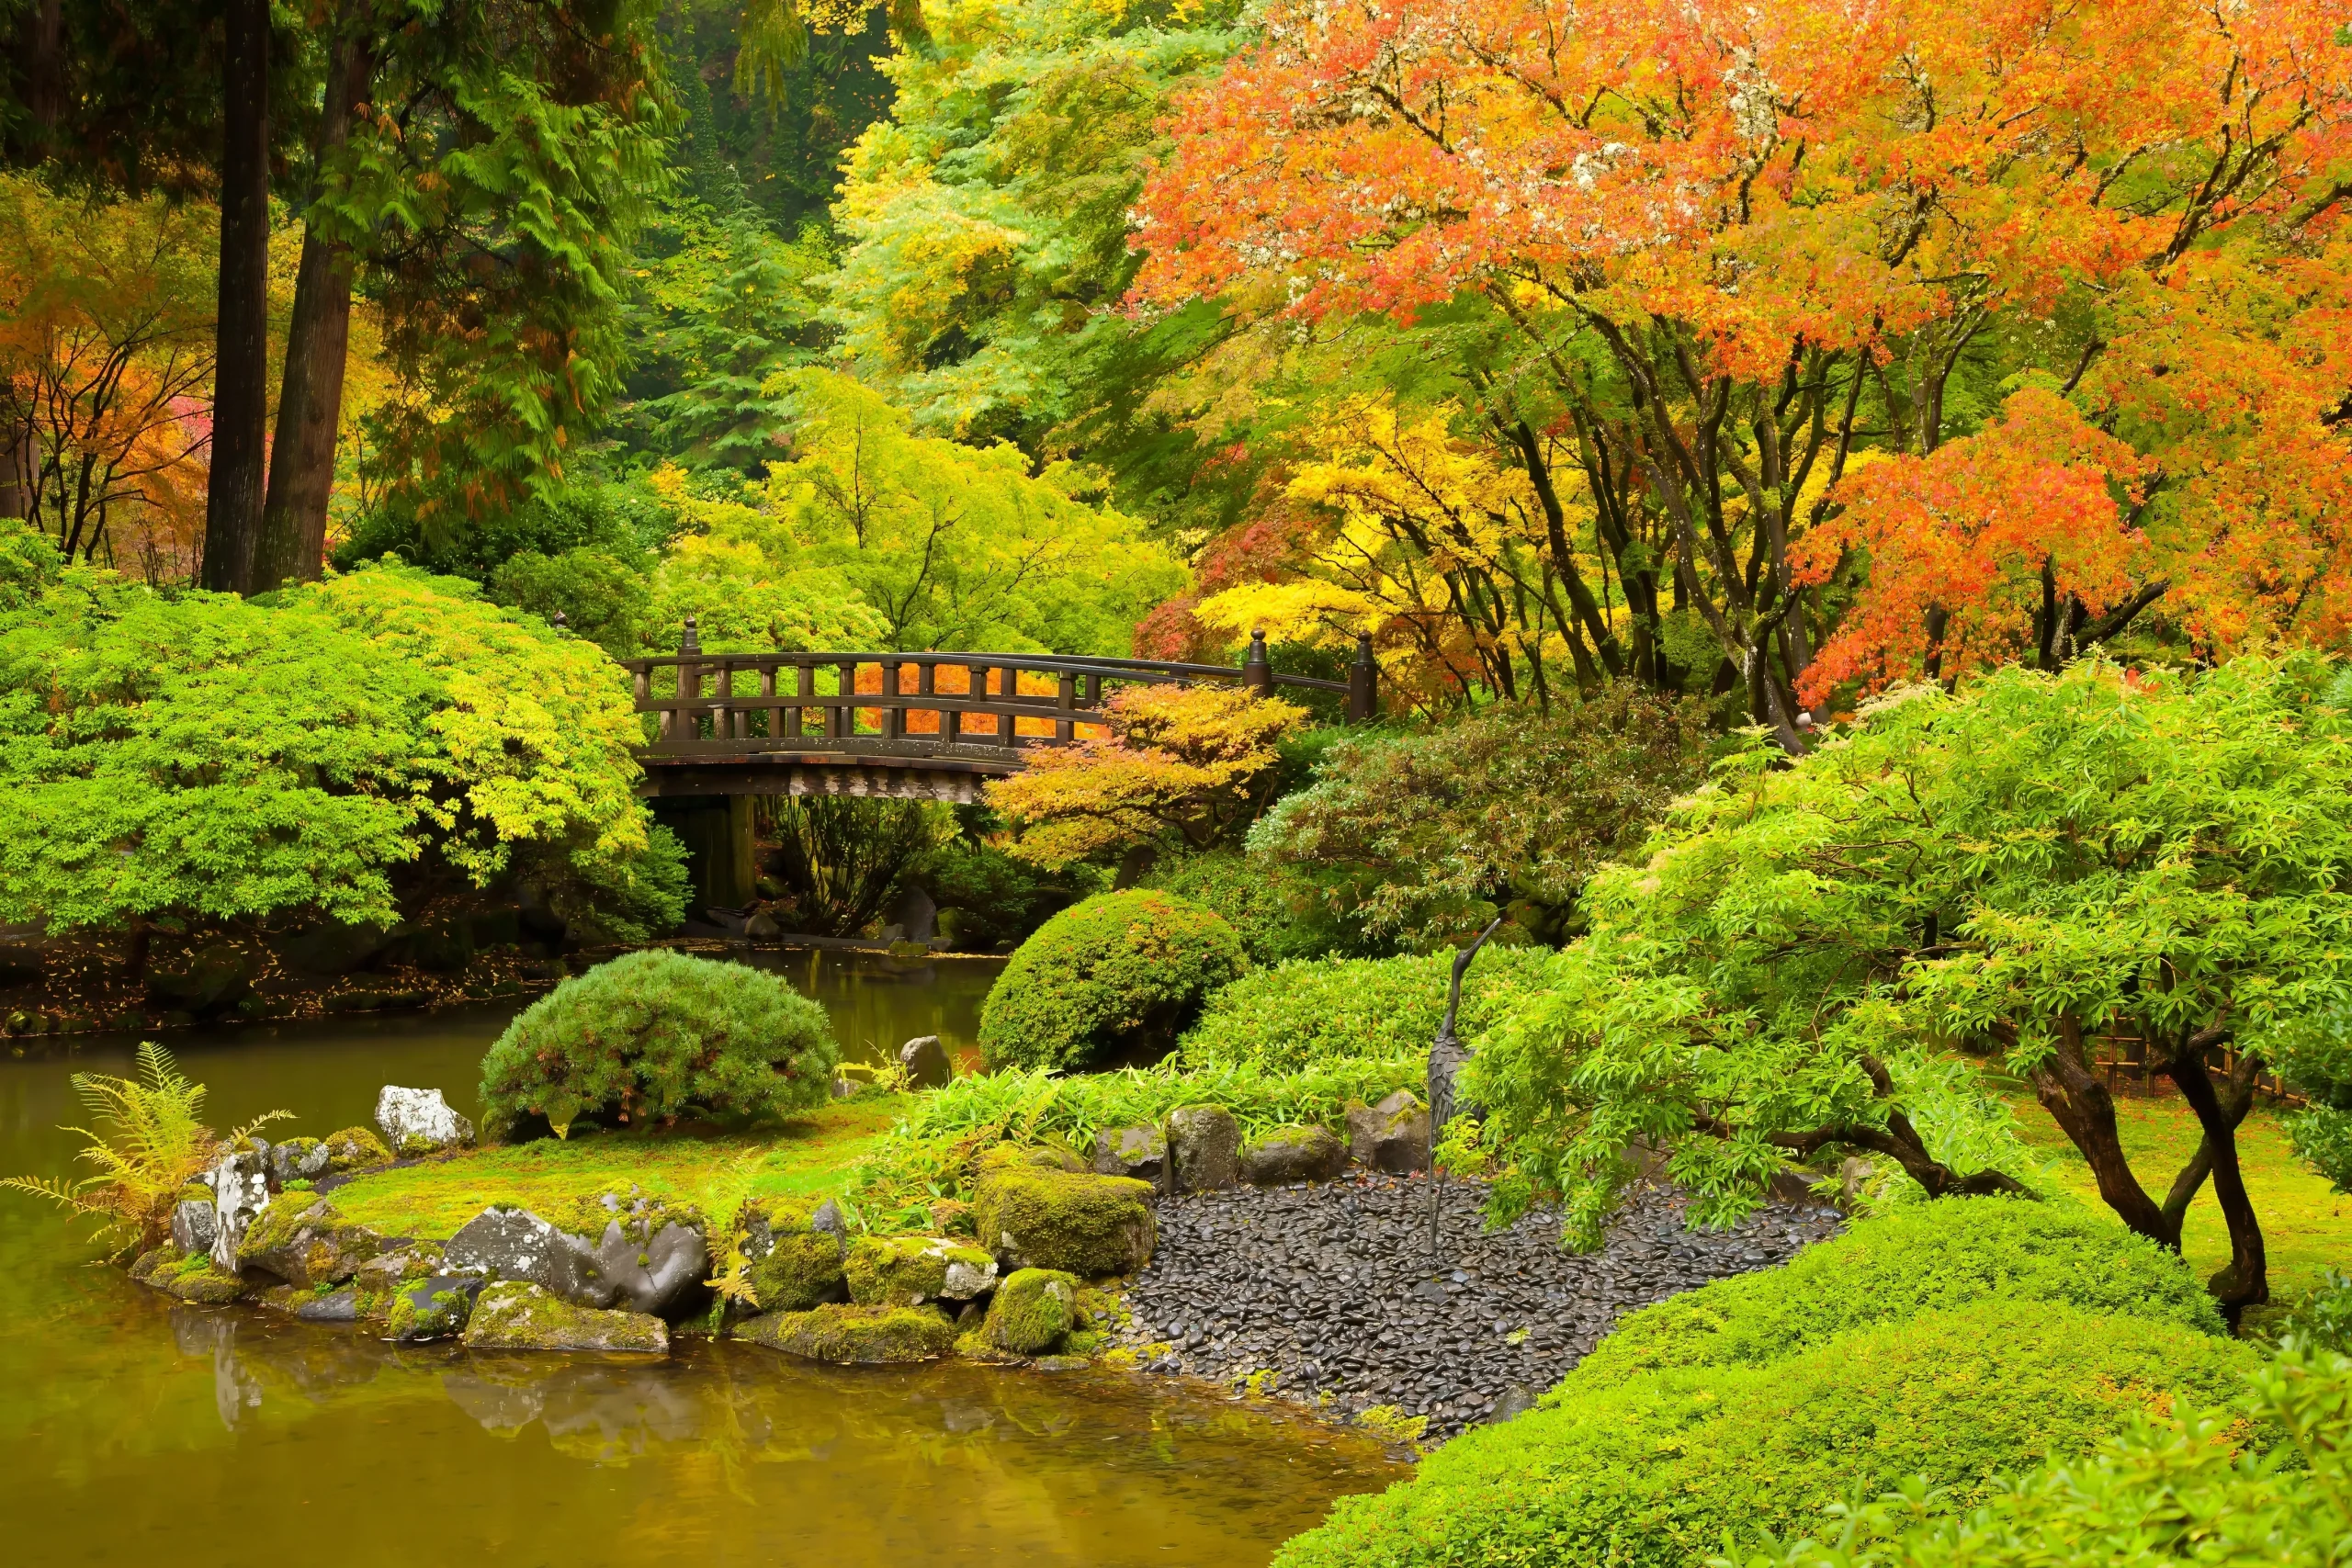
[1130,0,2352,743]
[986,683,1306,870]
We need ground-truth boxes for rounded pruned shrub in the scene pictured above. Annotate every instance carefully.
[978,890,1246,1073]
[479,951,839,1138]
[1568,1197,2225,1391]
[1179,947,1555,1073]
[1274,1299,2260,1568]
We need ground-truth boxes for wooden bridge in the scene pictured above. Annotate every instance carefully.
[620,622,1377,804]
[617,621,1377,911]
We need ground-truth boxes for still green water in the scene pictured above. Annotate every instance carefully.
[0,954,1403,1566]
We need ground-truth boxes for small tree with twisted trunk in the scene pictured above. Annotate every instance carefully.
[1472,656,2352,1319]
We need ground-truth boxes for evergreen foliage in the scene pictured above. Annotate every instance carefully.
[479,950,840,1139]
[1138,849,1380,967]
[977,889,1246,1072]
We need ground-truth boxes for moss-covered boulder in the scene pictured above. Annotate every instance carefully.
[973,1148,1156,1276]
[322,1124,393,1173]
[1239,1123,1349,1184]
[352,1242,448,1323]
[266,1136,332,1186]
[237,1194,385,1288]
[733,1197,849,1314]
[736,1303,956,1364]
[980,1269,1079,1355]
[384,1273,485,1342]
[462,1281,669,1354]
[144,1250,251,1303]
[844,1234,999,1307]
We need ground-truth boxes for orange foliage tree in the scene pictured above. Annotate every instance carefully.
[1129,0,2352,742]
[985,684,1306,870]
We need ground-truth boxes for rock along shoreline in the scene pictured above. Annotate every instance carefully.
[128,1081,1843,1445]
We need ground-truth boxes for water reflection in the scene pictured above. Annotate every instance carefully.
[0,957,1405,1568]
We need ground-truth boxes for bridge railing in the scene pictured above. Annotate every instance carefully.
[619,626,1376,757]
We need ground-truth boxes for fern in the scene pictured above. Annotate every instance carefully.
[1,1042,288,1258]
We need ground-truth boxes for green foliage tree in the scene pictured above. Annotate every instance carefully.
[748,368,1182,652]
[822,0,1241,451]
[0,532,682,966]
[1472,656,2352,1315]
[1252,688,1712,946]
[978,889,1245,1073]
[1138,849,1379,967]
[479,949,839,1139]
[759,795,950,938]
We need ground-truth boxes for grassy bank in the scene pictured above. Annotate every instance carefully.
[329,1100,902,1237]
[1997,1083,2350,1324]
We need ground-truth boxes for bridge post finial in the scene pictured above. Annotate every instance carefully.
[1243,627,1273,697]
[680,615,701,656]
[1348,631,1378,722]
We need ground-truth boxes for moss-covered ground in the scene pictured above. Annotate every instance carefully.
[329,1100,903,1238]
[2000,1084,2352,1328]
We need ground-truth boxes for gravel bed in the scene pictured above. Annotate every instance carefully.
[1114,1175,1842,1439]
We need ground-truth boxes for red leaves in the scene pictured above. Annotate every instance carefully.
[1793,389,2154,705]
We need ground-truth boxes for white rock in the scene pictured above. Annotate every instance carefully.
[375,1086,476,1155]
[207,1145,271,1271]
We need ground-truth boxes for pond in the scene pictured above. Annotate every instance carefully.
[0,954,1406,1566]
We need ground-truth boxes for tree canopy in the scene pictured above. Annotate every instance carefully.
[1471,656,2352,1313]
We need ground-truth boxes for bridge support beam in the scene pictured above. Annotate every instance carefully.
[652,795,758,914]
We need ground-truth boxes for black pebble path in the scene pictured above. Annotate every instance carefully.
[1115,1175,1844,1439]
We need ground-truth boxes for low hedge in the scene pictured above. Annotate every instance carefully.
[978,889,1247,1072]
[1274,1298,2261,1568]
[1568,1197,2227,1390]
[478,950,839,1138]
[1179,947,1555,1073]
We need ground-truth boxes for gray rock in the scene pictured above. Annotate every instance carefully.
[295,1288,361,1324]
[1168,1105,1240,1192]
[895,883,938,942]
[1239,1124,1348,1185]
[204,1144,271,1272]
[898,1034,952,1089]
[443,1203,711,1319]
[171,1197,219,1257]
[1092,1124,1170,1191]
[374,1086,475,1156]
[809,1199,848,1237]
[743,910,782,941]
[266,1136,331,1186]
[1347,1089,1430,1173]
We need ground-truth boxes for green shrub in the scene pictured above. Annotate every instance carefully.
[978,890,1246,1072]
[1747,1345,2348,1568]
[1139,850,1385,966]
[479,951,838,1138]
[1179,947,1555,1073]
[1275,1300,2262,1568]
[1570,1198,2227,1390]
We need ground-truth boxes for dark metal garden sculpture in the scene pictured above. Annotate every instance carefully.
[1429,914,1506,1260]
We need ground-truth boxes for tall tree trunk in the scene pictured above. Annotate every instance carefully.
[198,0,271,595]
[0,422,33,519]
[253,29,373,593]
[5,0,64,163]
